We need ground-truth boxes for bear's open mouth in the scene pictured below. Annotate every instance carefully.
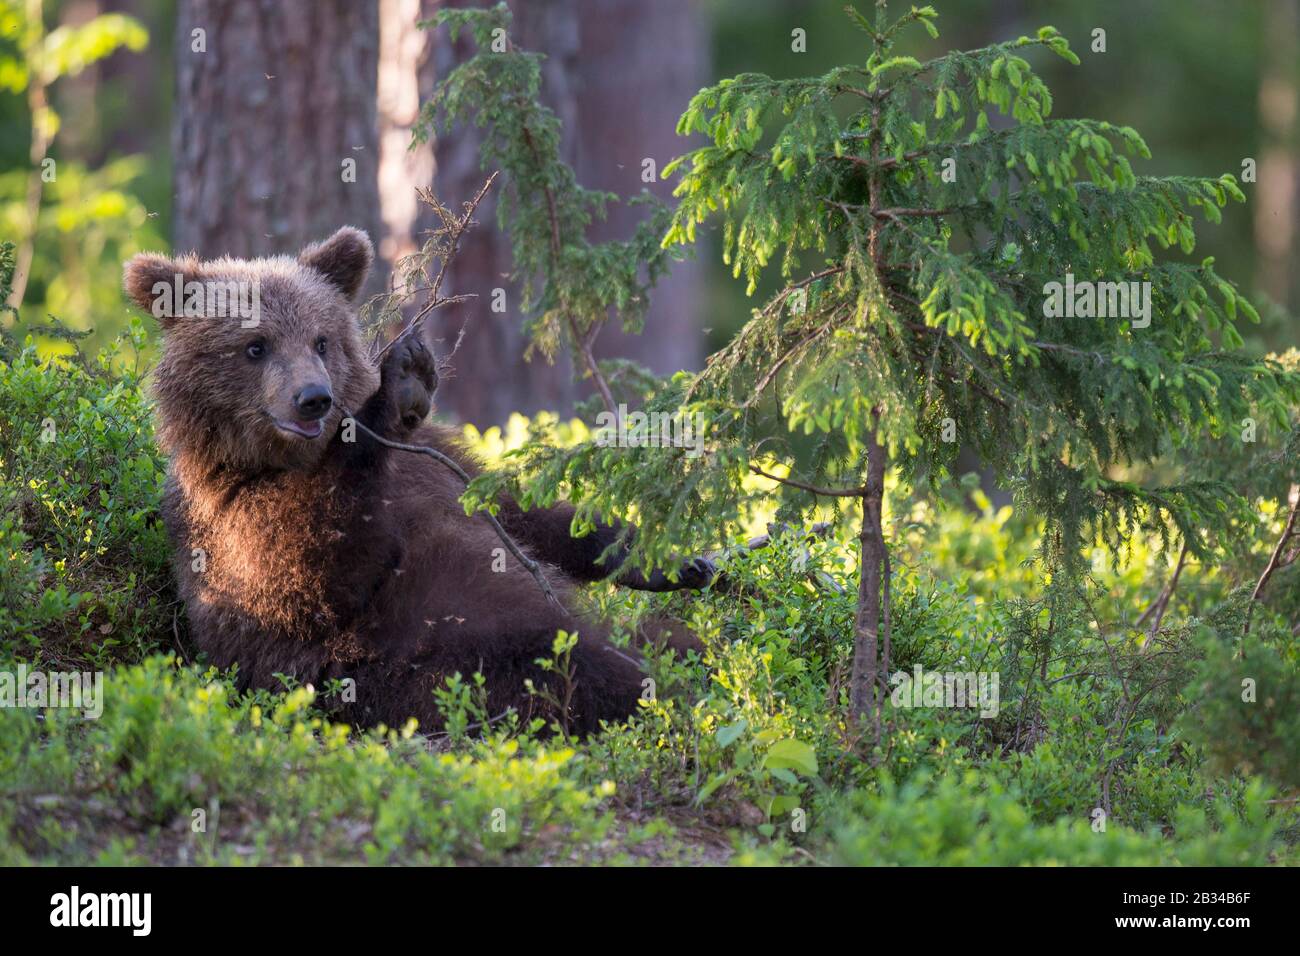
[273,416,325,439]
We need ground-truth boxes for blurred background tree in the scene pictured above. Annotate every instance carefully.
[1,0,1297,421]
[0,0,161,354]
[171,0,383,288]
[409,0,709,423]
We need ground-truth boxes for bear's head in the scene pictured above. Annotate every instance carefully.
[123,227,381,473]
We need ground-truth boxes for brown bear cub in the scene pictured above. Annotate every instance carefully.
[123,227,712,734]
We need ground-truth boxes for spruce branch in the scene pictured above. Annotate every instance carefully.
[750,464,866,498]
[518,122,617,417]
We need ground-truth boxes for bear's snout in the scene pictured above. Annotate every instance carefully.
[294,383,333,420]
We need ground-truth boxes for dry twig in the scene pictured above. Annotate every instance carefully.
[1245,484,1300,636]
[369,172,499,363]
[346,175,563,608]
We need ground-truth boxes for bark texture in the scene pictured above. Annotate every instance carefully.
[173,0,382,292]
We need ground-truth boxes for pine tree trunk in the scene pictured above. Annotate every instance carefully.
[577,0,706,385]
[376,0,436,272]
[424,0,581,425]
[172,0,381,291]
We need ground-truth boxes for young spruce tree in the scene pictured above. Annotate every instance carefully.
[428,3,1298,742]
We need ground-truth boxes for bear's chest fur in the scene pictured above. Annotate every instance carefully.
[164,456,408,660]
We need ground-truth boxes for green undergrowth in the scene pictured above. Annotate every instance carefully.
[1,337,1296,865]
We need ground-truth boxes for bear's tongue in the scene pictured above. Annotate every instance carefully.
[277,417,323,439]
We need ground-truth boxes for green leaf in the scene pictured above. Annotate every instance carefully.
[763,739,819,776]
[696,771,734,804]
[716,719,748,747]
[768,767,799,786]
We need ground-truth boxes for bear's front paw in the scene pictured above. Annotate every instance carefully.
[674,555,718,590]
[381,331,437,432]
[618,554,719,592]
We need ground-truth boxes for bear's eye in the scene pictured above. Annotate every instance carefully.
[245,341,266,361]
[315,337,328,357]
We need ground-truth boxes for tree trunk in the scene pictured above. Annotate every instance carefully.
[377,0,436,273]
[1254,0,1298,309]
[575,0,706,384]
[850,427,887,738]
[851,72,891,742]
[172,0,382,292]
[421,0,706,427]
[423,0,581,425]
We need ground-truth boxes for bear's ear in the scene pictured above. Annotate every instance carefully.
[298,227,373,301]
[123,253,199,328]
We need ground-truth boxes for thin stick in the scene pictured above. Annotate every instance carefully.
[1135,542,1188,644]
[341,409,562,608]
[1245,484,1300,636]
[373,172,499,363]
[750,464,866,497]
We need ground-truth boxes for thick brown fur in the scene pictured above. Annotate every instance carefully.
[125,228,709,735]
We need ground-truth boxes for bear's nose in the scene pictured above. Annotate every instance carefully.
[294,383,333,420]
